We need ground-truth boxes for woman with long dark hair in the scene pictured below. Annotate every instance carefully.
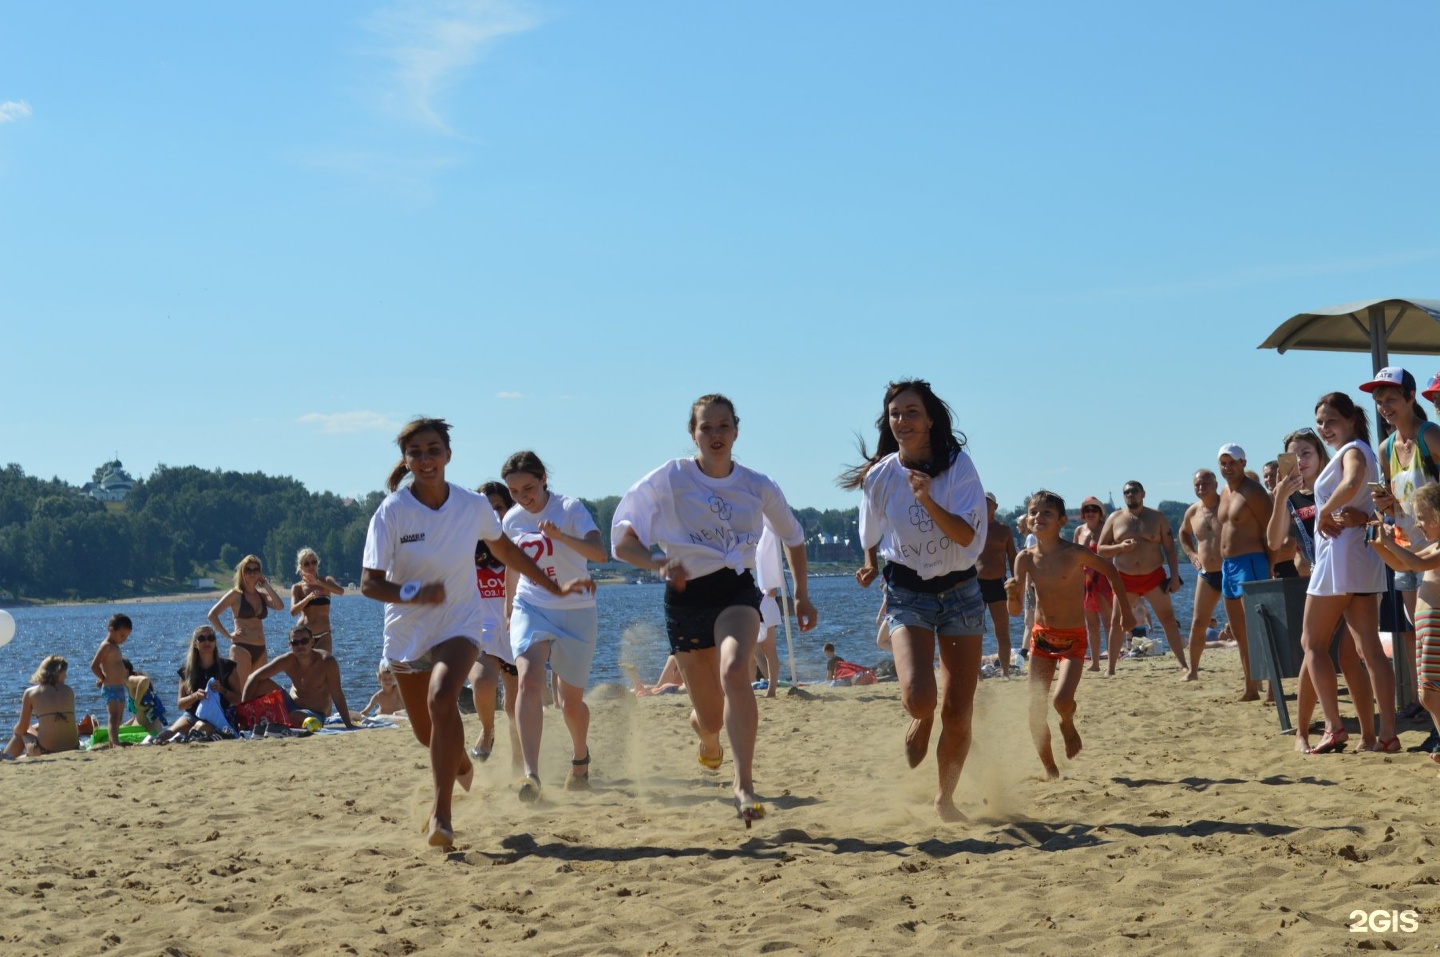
[1299,393,1397,754]
[840,379,988,821]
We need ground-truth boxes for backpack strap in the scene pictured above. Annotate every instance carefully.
[1419,421,1440,483]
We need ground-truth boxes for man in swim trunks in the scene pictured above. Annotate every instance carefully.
[1007,490,1135,778]
[1097,481,1188,673]
[976,492,1019,676]
[241,625,356,729]
[1216,444,1272,701]
[1179,469,1225,682]
[89,613,132,750]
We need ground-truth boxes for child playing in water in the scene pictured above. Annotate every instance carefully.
[89,614,132,749]
[1007,491,1133,778]
[360,664,407,718]
[1369,482,1440,770]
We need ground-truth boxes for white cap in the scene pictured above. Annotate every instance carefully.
[1217,443,1246,461]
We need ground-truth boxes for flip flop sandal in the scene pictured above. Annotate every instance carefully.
[564,752,591,791]
[697,744,724,771]
[516,774,542,804]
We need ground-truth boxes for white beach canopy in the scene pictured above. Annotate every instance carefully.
[1259,297,1440,374]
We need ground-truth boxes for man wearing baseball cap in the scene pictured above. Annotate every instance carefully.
[1216,444,1273,700]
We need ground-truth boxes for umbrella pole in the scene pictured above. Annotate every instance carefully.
[778,547,799,686]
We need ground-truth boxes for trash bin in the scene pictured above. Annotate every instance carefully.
[1241,577,1308,679]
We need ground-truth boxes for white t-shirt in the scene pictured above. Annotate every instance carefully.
[502,492,598,610]
[859,451,987,579]
[612,458,805,580]
[754,522,787,593]
[362,483,503,662]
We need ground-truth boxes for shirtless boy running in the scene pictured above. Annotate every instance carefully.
[242,625,356,729]
[1007,491,1134,779]
[1098,481,1188,675]
[1179,469,1224,681]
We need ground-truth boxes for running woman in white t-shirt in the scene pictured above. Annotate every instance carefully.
[466,480,520,769]
[840,380,988,822]
[360,419,595,848]
[501,450,607,802]
[612,394,817,827]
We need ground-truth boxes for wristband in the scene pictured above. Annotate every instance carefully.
[399,581,422,603]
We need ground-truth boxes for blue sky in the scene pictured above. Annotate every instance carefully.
[3,2,1438,513]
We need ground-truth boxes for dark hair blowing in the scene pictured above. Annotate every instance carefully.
[386,417,453,492]
[838,379,967,490]
[1315,392,1371,448]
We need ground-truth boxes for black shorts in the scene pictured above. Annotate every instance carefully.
[664,569,762,654]
[978,577,1006,605]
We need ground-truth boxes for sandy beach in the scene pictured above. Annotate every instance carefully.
[3,649,1437,956]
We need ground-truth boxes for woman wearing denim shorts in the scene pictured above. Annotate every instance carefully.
[841,380,989,822]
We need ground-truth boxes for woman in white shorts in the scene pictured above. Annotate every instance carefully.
[361,419,594,847]
[502,450,607,802]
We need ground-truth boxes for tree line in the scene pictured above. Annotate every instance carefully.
[0,462,1186,601]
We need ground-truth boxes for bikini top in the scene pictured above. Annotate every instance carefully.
[308,593,331,607]
[236,591,268,620]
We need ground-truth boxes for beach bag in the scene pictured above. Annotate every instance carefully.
[235,690,290,731]
[195,684,235,735]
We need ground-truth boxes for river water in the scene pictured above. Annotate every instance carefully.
[1,575,1199,726]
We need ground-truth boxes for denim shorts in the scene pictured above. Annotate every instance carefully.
[883,577,986,638]
[1396,570,1420,592]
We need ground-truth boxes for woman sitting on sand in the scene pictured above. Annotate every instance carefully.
[290,548,345,654]
[1299,392,1396,754]
[1267,426,1374,753]
[841,379,988,822]
[3,655,80,759]
[208,555,284,689]
[155,626,242,743]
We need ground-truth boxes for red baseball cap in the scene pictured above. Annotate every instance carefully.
[1424,371,1440,403]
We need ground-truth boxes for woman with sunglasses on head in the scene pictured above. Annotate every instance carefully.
[840,380,987,822]
[614,393,816,827]
[1268,427,1375,753]
[1299,393,1397,754]
[467,481,521,768]
[289,548,345,654]
[1362,368,1440,728]
[155,626,241,743]
[361,418,594,847]
[208,555,284,690]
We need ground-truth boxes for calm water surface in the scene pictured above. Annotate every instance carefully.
[1,576,1200,726]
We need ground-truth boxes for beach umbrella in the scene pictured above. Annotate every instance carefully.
[1258,297,1440,373]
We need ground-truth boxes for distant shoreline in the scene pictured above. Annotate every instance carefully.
[2,564,863,610]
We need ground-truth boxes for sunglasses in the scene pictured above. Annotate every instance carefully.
[1123,489,1142,496]
[301,560,318,567]
[195,634,216,643]
[245,567,262,574]
[1081,507,1101,513]
[290,637,312,647]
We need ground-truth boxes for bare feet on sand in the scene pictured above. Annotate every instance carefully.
[1239,682,1262,702]
[934,797,967,822]
[1059,717,1082,760]
[905,717,933,768]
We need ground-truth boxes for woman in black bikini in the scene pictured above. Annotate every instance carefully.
[208,554,284,689]
[290,548,345,654]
